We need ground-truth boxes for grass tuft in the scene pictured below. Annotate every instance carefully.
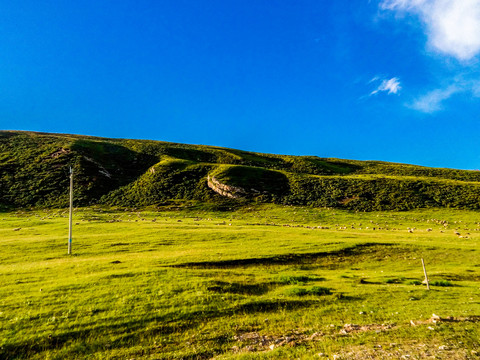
[286,286,332,297]
[430,280,454,287]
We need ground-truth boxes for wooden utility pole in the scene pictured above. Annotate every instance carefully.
[421,258,430,290]
[68,167,73,255]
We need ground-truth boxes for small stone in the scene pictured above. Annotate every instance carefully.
[427,326,435,330]
[438,345,449,350]
[269,344,275,350]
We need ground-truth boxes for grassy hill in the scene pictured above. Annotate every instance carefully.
[1,131,480,359]
[2,130,480,211]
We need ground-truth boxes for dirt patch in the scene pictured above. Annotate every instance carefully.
[339,323,396,335]
[231,322,396,354]
[231,331,323,353]
[332,344,475,360]
[49,148,70,158]
[410,314,480,326]
[230,316,480,356]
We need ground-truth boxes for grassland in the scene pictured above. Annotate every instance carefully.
[1,204,479,359]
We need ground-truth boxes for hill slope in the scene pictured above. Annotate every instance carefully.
[1,130,480,210]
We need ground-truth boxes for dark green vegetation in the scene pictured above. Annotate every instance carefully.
[1,205,479,359]
[2,130,480,211]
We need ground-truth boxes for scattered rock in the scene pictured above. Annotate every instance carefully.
[232,331,323,353]
[431,313,441,323]
[340,323,395,335]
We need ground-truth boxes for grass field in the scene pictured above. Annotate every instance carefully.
[1,203,479,359]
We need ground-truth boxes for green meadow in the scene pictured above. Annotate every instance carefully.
[1,204,479,359]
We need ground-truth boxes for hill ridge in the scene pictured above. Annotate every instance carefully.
[1,130,480,210]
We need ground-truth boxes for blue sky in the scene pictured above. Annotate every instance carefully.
[1,1,480,169]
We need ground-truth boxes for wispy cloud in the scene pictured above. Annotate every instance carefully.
[472,81,480,97]
[370,77,402,95]
[409,85,460,113]
[381,0,428,12]
[409,77,480,113]
[380,0,480,61]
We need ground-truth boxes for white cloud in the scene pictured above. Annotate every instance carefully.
[370,77,402,95]
[379,0,480,113]
[380,0,480,61]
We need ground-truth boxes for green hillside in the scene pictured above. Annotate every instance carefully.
[1,130,480,210]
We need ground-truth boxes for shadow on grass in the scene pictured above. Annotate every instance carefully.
[359,278,383,285]
[168,243,397,269]
[207,280,274,295]
[233,299,319,314]
[0,299,322,359]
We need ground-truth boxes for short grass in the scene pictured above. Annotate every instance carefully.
[1,204,479,359]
